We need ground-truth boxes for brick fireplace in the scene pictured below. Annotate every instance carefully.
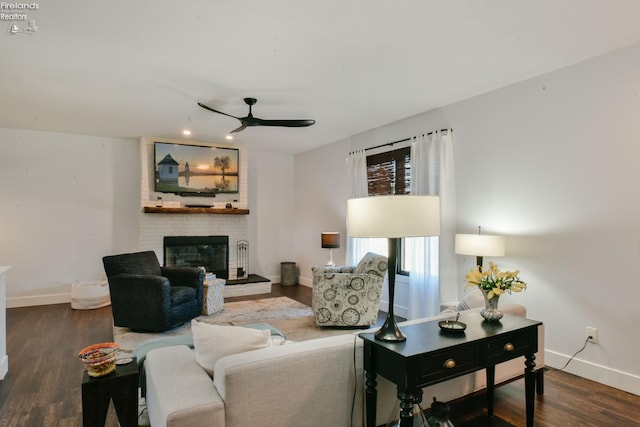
[138,137,250,281]
[139,212,248,280]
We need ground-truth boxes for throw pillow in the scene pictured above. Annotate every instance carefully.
[456,288,485,311]
[354,252,388,277]
[191,320,272,376]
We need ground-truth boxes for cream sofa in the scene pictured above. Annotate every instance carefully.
[144,301,544,427]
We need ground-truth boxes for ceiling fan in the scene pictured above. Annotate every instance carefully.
[198,97,316,134]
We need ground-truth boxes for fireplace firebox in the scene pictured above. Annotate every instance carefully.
[163,236,229,279]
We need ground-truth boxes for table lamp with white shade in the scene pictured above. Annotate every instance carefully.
[347,195,440,342]
[455,227,505,269]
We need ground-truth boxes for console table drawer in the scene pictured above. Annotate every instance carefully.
[484,332,531,364]
[416,347,479,384]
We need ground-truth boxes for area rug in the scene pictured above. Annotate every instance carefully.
[114,296,361,355]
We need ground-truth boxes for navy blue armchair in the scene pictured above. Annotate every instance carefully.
[103,251,204,332]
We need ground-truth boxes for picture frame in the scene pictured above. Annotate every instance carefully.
[154,141,239,196]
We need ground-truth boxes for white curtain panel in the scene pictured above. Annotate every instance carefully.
[345,150,374,266]
[408,130,457,319]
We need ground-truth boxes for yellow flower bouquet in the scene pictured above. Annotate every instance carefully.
[465,262,527,299]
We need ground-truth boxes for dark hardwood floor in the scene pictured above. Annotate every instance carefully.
[1,284,639,426]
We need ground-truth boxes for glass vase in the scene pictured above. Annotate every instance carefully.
[480,289,503,321]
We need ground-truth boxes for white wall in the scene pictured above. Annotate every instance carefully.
[249,150,296,281]
[293,141,351,285]
[0,129,297,304]
[0,128,140,306]
[294,43,640,394]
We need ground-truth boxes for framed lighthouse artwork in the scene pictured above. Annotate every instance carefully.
[153,142,239,196]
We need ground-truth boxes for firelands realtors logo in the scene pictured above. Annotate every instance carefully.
[1,2,39,35]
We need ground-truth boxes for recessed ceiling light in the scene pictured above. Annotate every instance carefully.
[225,135,233,140]
[182,129,192,136]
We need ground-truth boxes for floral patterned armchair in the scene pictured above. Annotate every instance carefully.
[311,252,388,327]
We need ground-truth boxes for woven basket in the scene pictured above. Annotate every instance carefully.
[78,342,120,377]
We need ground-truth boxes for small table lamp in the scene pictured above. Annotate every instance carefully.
[455,227,505,269]
[321,232,340,266]
[347,195,440,342]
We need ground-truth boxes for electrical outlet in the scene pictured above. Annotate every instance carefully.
[587,326,598,344]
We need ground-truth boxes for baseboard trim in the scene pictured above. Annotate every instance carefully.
[545,349,640,396]
[299,277,312,287]
[7,293,71,308]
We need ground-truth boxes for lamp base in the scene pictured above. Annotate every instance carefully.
[374,313,406,342]
[325,248,335,266]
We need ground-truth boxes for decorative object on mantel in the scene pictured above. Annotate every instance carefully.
[464,262,527,321]
[455,226,505,270]
[347,195,440,342]
[321,232,340,266]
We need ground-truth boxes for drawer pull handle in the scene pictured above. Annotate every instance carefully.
[443,359,456,369]
[504,343,514,352]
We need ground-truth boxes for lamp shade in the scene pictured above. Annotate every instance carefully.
[321,232,340,248]
[347,195,440,238]
[455,234,505,257]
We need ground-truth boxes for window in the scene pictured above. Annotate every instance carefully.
[366,147,410,196]
[366,146,412,274]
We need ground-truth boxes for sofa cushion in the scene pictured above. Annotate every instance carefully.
[191,320,272,376]
[145,345,225,427]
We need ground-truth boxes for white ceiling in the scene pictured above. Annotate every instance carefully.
[3,0,640,154]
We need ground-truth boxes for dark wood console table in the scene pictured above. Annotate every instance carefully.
[361,312,542,427]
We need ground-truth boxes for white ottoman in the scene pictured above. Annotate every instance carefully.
[71,281,111,310]
[202,278,225,315]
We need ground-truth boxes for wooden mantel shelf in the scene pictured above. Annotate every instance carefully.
[143,206,250,215]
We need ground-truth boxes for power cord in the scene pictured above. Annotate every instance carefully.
[560,335,591,370]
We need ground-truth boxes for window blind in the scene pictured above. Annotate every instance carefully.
[366,147,411,196]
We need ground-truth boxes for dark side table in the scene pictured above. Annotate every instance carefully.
[361,312,542,427]
[81,357,138,427]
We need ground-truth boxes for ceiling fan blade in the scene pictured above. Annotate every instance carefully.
[254,119,316,128]
[197,102,240,119]
[230,123,248,133]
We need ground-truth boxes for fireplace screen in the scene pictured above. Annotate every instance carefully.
[164,236,229,279]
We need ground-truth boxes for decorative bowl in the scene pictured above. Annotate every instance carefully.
[438,313,467,334]
[78,342,120,377]
[438,319,467,334]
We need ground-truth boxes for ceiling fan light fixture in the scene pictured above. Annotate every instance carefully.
[182,129,192,136]
[225,135,233,140]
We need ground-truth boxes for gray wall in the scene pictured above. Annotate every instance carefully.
[293,43,640,394]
